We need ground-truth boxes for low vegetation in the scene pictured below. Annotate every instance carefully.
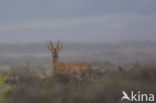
[0,63,156,103]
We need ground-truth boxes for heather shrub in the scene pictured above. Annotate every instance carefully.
[0,64,156,103]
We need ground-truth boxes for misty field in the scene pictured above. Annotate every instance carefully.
[0,42,156,103]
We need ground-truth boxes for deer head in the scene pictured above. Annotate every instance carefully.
[48,40,62,59]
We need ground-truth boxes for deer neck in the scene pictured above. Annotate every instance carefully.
[52,57,60,70]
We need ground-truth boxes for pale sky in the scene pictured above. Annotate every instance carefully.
[0,0,156,43]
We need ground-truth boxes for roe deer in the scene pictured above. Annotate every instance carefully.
[48,40,91,74]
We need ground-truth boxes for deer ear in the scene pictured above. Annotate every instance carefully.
[48,40,54,51]
[48,44,53,51]
[57,43,63,51]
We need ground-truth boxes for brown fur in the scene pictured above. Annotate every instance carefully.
[53,58,91,74]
